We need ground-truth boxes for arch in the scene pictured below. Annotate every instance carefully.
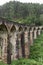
[24,27,27,31]
[33,27,36,30]
[33,27,39,37]
[10,25,16,32]
[0,23,8,32]
[19,26,23,32]
[29,27,32,36]
[41,27,43,33]
[29,27,32,31]
[37,27,40,30]
[41,27,43,30]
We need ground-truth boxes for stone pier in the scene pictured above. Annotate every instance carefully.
[18,32,22,58]
[0,17,43,63]
[24,30,29,58]
[29,27,34,45]
[33,27,38,39]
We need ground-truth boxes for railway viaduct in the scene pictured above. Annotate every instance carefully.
[0,17,43,63]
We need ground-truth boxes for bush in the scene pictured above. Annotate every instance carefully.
[30,33,43,62]
[11,59,39,65]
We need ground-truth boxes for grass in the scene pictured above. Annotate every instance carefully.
[0,61,7,65]
[30,32,43,63]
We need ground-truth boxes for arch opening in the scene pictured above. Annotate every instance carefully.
[29,27,32,31]
[19,26,23,32]
[24,27,27,31]
[37,27,40,30]
[33,27,36,30]
[0,23,8,32]
[10,25,16,32]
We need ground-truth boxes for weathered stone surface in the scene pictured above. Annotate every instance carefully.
[30,31,33,45]
[10,32,17,60]
[0,18,43,63]
[34,30,37,39]
[18,32,22,58]
[24,31,29,58]
[0,33,7,63]
[38,30,41,35]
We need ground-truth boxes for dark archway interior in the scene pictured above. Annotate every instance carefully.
[21,32,25,57]
[33,27,36,37]
[29,27,32,31]
[24,27,27,31]
[33,27,36,30]
[10,25,16,32]
[41,28,43,30]
[19,26,23,32]
[37,28,40,36]
[37,27,40,30]
[0,23,8,32]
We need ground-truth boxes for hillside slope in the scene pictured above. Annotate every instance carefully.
[30,32,43,63]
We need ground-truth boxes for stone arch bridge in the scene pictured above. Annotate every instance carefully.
[0,17,43,63]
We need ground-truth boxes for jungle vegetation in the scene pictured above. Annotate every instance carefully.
[0,1,43,25]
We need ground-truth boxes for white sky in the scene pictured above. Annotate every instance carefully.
[0,0,43,5]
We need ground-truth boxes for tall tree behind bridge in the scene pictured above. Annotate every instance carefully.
[0,1,43,25]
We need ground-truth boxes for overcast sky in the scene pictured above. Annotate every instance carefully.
[0,0,43,5]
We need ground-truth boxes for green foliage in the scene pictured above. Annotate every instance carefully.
[40,14,43,25]
[30,33,43,63]
[0,59,43,65]
[11,59,40,65]
[0,1,43,25]
[0,61,7,65]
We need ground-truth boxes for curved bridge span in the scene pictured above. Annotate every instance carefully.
[0,17,43,63]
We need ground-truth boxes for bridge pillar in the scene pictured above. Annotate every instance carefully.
[18,32,22,58]
[10,32,18,60]
[29,30,33,45]
[37,29,41,36]
[24,31,29,58]
[1,33,8,63]
[34,27,38,39]
[37,26,43,35]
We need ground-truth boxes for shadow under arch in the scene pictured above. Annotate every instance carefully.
[24,27,28,31]
[37,27,40,30]
[10,25,16,32]
[0,23,8,32]
[41,27,43,33]
[29,27,32,31]
[33,27,36,30]
[21,32,25,58]
[18,26,25,57]
[31,27,36,39]
[18,26,23,32]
